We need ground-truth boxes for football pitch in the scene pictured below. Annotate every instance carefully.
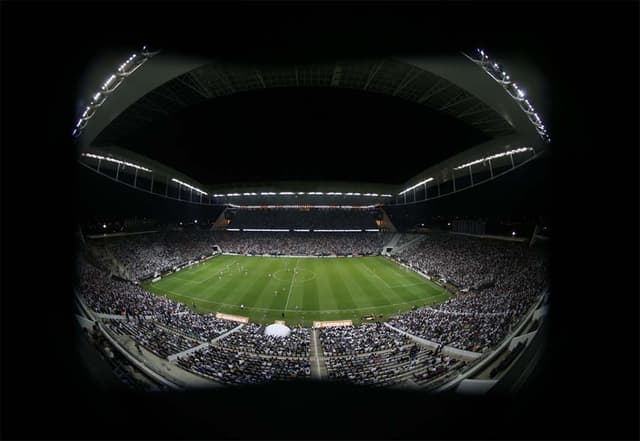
[144,255,450,327]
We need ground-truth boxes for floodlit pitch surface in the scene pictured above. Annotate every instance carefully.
[144,255,450,326]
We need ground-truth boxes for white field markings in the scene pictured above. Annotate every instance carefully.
[190,258,239,284]
[359,258,429,290]
[377,257,442,290]
[183,261,213,275]
[386,281,432,289]
[283,258,300,312]
[160,287,448,313]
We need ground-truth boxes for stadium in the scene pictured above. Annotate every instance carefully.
[72,40,552,394]
[3,2,639,440]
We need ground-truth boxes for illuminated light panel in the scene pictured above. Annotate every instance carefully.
[453,147,533,170]
[398,177,434,195]
[226,228,241,231]
[228,205,375,209]
[468,48,550,143]
[365,229,380,232]
[81,153,151,172]
[171,178,208,195]
[294,229,311,232]
[279,192,295,195]
[314,229,363,233]
[243,228,290,232]
[73,46,158,139]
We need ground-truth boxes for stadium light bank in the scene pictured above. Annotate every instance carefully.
[72,45,160,139]
[453,147,534,170]
[465,48,550,143]
[80,153,152,172]
[171,178,207,195]
[398,177,434,196]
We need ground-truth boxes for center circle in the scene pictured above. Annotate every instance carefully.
[273,268,316,284]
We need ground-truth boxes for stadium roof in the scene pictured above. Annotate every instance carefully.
[75,50,549,196]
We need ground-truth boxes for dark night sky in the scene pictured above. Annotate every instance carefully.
[115,86,489,185]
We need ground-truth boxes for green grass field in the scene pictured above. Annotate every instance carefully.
[144,255,450,327]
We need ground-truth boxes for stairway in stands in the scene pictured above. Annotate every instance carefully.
[310,329,328,380]
[391,234,426,255]
[382,233,403,254]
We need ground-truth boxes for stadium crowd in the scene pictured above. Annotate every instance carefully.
[91,230,218,280]
[106,319,201,359]
[176,346,311,384]
[226,208,381,230]
[78,260,237,340]
[214,232,383,256]
[388,233,548,351]
[77,228,548,387]
[320,323,412,356]
[215,323,310,357]
[324,341,463,387]
[88,230,385,281]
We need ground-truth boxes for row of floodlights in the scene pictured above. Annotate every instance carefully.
[81,152,392,201]
[226,228,380,232]
[453,147,533,170]
[81,153,210,196]
[227,205,380,209]
[212,192,393,197]
[72,45,158,138]
[471,49,550,143]
[81,153,152,172]
[398,147,534,195]
[171,178,208,196]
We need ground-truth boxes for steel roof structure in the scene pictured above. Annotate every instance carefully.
[76,49,550,207]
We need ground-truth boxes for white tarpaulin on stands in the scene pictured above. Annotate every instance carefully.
[264,323,291,337]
